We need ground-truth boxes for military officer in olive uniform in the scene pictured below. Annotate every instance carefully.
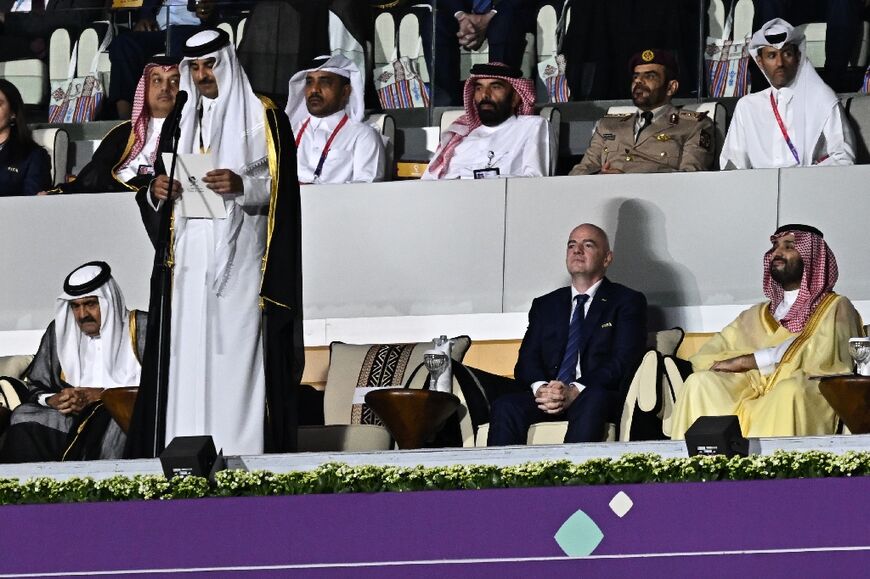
[570,49,714,175]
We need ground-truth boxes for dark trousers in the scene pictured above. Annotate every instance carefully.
[107,25,200,104]
[486,387,620,445]
[417,0,533,106]
[752,0,863,92]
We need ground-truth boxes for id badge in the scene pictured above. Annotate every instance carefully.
[473,167,500,179]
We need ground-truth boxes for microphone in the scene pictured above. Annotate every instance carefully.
[172,90,189,116]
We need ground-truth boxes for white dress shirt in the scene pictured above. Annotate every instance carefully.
[530,278,604,395]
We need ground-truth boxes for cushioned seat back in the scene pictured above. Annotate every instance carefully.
[323,337,471,426]
[32,128,69,185]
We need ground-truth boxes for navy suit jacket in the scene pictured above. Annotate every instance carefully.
[514,277,647,396]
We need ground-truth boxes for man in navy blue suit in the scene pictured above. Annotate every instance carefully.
[487,223,647,445]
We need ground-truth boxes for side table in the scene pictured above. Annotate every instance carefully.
[364,388,460,449]
[818,375,870,434]
[101,387,139,434]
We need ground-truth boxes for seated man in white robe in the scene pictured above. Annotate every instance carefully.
[670,225,862,439]
[285,55,385,184]
[720,18,855,169]
[423,62,552,180]
[0,262,146,462]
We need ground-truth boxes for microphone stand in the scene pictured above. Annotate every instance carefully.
[149,102,185,457]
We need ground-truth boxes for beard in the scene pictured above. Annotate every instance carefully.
[770,258,804,288]
[476,97,514,126]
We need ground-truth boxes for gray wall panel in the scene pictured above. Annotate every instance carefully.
[778,165,870,302]
[0,193,152,331]
[504,171,780,327]
[301,179,507,318]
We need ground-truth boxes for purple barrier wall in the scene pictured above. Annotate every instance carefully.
[2,477,869,576]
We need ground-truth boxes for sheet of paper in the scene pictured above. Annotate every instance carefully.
[161,153,227,219]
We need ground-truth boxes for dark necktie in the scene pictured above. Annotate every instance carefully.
[556,294,590,384]
[636,110,654,142]
[472,0,492,13]
[32,0,45,12]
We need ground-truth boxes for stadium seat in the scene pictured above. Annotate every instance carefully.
[0,27,72,106]
[236,17,247,46]
[365,113,396,181]
[32,128,70,186]
[77,24,113,95]
[216,21,235,47]
[474,329,686,446]
[843,95,870,164]
[298,337,474,452]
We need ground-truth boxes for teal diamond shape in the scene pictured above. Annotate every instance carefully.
[554,509,604,557]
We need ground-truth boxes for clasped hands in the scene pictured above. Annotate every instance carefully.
[151,169,244,202]
[47,387,104,415]
[455,11,495,51]
[535,380,581,415]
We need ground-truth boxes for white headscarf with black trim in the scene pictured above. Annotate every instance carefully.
[285,54,365,128]
[177,29,268,295]
[749,18,839,164]
[55,263,141,388]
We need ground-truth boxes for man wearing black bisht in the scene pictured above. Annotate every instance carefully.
[126,29,304,457]
[0,262,147,463]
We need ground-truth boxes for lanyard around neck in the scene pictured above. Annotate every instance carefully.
[295,114,350,180]
[769,92,800,165]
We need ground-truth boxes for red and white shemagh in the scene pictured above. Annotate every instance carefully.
[119,63,177,171]
[763,228,838,333]
[427,63,536,178]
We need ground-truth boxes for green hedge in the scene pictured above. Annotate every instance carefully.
[1,450,869,505]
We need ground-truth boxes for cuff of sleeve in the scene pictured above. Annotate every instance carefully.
[38,393,52,407]
[753,350,776,376]
[531,381,547,395]
[147,180,163,211]
[569,382,586,395]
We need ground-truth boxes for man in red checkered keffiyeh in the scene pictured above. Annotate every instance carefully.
[423,62,551,180]
[763,224,838,334]
[47,58,180,193]
[671,223,863,439]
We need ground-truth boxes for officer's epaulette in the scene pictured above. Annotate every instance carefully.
[678,110,708,121]
[603,113,633,119]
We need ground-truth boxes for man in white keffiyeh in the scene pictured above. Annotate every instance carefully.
[285,55,384,183]
[143,28,299,456]
[720,18,855,169]
[0,262,147,463]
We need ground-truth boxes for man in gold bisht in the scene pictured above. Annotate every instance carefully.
[671,224,863,438]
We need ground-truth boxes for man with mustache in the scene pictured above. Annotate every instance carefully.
[0,262,147,462]
[44,58,181,193]
[423,62,552,179]
[670,224,862,439]
[569,49,714,175]
[285,55,384,183]
[130,29,303,458]
[720,18,855,169]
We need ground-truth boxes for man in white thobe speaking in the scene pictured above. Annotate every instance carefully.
[145,28,298,455]
[720,18,855,169]
[423,62,552,180]
[285,55,384,184]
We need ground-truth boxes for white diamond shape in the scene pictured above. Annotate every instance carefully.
[609,491,633,518]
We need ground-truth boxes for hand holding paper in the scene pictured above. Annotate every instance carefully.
[161,153,227,219]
